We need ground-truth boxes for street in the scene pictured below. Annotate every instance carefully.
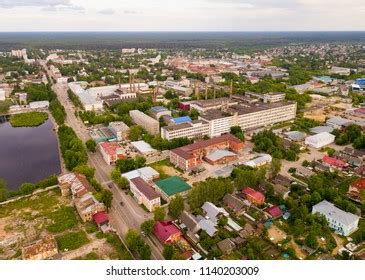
[42,62,164,260]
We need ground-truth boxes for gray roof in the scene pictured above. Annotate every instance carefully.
[312,200,359,227]
[310,126,334,134]
[197,218,217,237]
[284,131,306,142]
[223,194,245,212]
[179,211,200,233]
[202,201,229,223]
[326,116,353,127]
[205,149,237,162]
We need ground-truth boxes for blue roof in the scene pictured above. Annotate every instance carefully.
[172,116,192,124]
[356,78,365,86]
[151,106,169,113]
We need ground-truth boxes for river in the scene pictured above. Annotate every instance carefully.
[0,115,61,190]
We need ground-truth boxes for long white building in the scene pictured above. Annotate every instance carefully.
[199,101,297,137]
[130,110,160,135]
[161,120,210,140]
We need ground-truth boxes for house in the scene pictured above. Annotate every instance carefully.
[179,211,200,234]
[93,211,110,232]
[242,187,265,205]
[217,238,236,255]
[348,178,365,201]
[202,201,229,223]
[154,176,191,202]
[322,155,347,169]
[22,235,58,260]
[58,173,94,198]
[223,193,245,214]
[296,166,315,178]
[98,142,124,165]
[312,200,360,236]
[265,206,283,219]
[129,177,161,212]
[239,223,255,238]
[75,193,106,222]
[154,221,182,244]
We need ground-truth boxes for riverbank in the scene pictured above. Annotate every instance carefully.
[9,111,48,127]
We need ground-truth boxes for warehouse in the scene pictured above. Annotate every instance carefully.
[305,132,335,148]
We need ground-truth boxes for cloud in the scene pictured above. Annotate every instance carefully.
[124,10,138,14]
[98,8,115,15]
[0,0,70,8]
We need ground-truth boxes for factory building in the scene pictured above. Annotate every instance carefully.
[130,110,160,135]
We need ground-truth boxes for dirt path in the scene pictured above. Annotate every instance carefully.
[268,226,287,244]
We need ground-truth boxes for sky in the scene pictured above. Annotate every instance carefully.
[0,0,364,32]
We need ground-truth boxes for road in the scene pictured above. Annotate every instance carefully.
[42,62,164,260]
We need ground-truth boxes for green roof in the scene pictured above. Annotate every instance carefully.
[155,176,191,197]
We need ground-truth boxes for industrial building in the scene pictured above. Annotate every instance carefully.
[149,106,171,120]
[130,110,160,135]
[305,132,335,149]
[161,120,210,141]
[109,121,130,141]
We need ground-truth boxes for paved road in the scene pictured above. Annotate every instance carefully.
[42,62,164,260]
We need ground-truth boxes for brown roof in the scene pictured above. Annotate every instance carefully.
[171,134,242,160]
[223,194,245,212]
[179,211,199,233]
[217,238,235,254]
[22,235,58,260]
[130,177,160,200]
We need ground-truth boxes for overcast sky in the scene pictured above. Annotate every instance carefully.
[0,0,364,32]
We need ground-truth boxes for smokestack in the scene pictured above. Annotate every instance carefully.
[129,74,132,92]
[195,80,200,100]
[230,80,233,98]
[205,84,208,100]
[213,86,216,99]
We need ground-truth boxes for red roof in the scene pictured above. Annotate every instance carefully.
[265,206,283,218]
[100,142,124,158]
[351,178,365,190]
[154,221,181,244]
[93,211,109,225]
[322,156,346,168]
[242,187,265,202]
[355,108,365,115]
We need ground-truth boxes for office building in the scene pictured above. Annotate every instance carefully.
[130,110,160,135]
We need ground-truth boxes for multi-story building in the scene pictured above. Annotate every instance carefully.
[170,134,244,171]
[97,142,124,165]
[150,106,171,120]
[244,92,286,103]
[75,193,106,222]
[129,177,161,212]
[130,110,160,135]
[199,101,297,137]
[161,120,210,140]
[312,200,359,236]
[109,121,130,141]
[11,49,27,58]
[189,98,238,113]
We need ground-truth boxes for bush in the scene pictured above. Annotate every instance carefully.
[56,231,89,251]
[9,112,48,127]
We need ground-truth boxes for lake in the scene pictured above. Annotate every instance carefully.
[0,116,61,190]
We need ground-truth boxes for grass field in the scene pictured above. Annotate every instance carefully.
[56,231,90,251]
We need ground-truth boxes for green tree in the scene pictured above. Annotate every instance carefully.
[0,179,7,202]
[168,195,185,219]
[230,126,245,141]
[154,207,165,221]
[100,189,113,210]
[85,139,97,152]
[73,165,95,180]
[163,245,175,260]
[141,219,155,236]
[129,125,145,141]
[271,158,282,178]
[305,231,318,249]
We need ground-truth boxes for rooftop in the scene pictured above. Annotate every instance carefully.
[155,176,191,197]
[130,177,160,200]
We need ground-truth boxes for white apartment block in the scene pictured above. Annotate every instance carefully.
[130,110,160,135]
[161,120,210,140]
[199,102,297,137]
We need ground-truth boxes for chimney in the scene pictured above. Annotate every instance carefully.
[230,80,233,98]
[195,80,200,100]
[129,74,132,92]
[213,86,216,99]
[205,84,208,100]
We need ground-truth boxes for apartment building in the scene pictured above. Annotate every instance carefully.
[161,120,210,140]
[130,110,160,135]
[312,200,359,236]
[199,101,297,137]
[129,177,161,212]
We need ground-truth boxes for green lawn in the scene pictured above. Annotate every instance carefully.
[56,231,89,251]
[9,112,49,127]
[47,206,78,233]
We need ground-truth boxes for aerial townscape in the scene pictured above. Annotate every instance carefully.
[1,32,365,262]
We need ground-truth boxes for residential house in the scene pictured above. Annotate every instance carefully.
[217,239,236,255]
[223,193,245,214]
[154,221,182,244]
[348,178,365,201]
[75,193,106,222]
[265,206,283,219]
[242,187,265,205]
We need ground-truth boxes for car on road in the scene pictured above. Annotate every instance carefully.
[120,201,124,206]
[108,183,113,189]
